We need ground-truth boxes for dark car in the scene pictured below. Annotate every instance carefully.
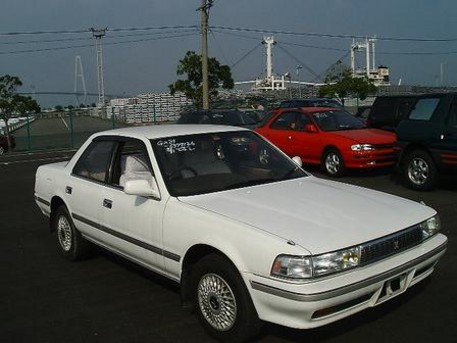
[368,94,424,131]
[354,105,372,125]
[278,98,343,109]
[176,108,259,128]
[0,134,15,155]
[395,93,457,190]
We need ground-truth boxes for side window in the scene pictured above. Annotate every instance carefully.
[270,112,297,130]
[116,140,153,188]
[408,98,440,121]
[73,140,115,182]
[297,114,311,131]
[371,98,396,121]
[397,99,414,121]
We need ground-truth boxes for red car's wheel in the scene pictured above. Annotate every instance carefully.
[322,149,346,177]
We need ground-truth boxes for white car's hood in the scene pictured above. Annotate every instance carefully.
[179,176,435,254]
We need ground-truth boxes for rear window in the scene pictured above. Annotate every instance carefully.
[408,98,440,121]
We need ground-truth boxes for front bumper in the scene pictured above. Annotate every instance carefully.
[246,233,447,329]
[343,148,396,169]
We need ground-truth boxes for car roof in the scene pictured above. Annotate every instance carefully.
[92,124,248,140]
[376,92,457,99]
[276,106,343,113]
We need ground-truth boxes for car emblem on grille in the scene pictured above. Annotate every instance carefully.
[393,240,400,250]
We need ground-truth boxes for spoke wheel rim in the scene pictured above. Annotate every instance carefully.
[57,216,72,252]
[197,273,237,331]
[325,153,340,174]
[408,157,429,185]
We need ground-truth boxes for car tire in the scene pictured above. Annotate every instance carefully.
[402,150,437,191]
[191,254,262,343]
[53,206,92,261]
[322,149,346,177]
[0,146,4,155]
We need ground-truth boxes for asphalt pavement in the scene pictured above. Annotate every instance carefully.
[1,151,456,343]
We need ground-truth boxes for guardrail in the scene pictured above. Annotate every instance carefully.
[0,116,35,135]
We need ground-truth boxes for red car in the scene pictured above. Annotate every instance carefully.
[255,107,396,176]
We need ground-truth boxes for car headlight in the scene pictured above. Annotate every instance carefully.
[420,215,441,240]
[313,247,360,277]
[351,144,374,151]
[271,255,312,279]
[271,248,361,280]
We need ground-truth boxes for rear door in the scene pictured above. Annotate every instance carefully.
[437,96,457,169]
[70,139,116,242]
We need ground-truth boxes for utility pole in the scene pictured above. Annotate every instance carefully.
[296,65,302,98]
[199,0,212,110]
[90,27,107,107]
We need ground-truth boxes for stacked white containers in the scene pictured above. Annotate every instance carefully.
[108,92,191,125]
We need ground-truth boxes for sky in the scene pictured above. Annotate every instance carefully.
[1,0,457,107]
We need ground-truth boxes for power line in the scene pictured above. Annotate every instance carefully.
[211,26,457,42]
[0,25,198,37]
[0,32,199,55]
[0,29,199,46]
[2,24,455,42]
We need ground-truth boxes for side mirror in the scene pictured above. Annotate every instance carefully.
[292,156,303,167]
[124,177,160,199]
[304,123,318,133]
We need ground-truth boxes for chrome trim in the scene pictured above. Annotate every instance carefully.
[250,241,447,302]
[72,212,181,262]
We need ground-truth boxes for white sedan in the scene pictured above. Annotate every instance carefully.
[34,125,447,342]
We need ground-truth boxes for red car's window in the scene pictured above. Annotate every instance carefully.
[312,110,365,131]
[270,112,297,130]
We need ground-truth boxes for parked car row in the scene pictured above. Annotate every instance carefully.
[175,95,457,191]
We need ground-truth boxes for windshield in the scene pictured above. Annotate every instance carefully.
[152,131,307,196]
[312,110,366,131]
[311,99,343,108]
[211,111,257,125]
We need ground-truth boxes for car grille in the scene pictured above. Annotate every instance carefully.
[373,143,394,150]
[359,225,423,265]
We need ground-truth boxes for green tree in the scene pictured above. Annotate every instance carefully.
[318,66,376,105]
[0,75,40,150]
[169,51,234,108]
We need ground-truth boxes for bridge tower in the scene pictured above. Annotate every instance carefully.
[74,55,88,106]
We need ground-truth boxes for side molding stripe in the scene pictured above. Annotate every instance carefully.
[72,213,180,262]
[34,195,50,207]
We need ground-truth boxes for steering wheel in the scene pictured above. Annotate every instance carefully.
[168,167,198,180]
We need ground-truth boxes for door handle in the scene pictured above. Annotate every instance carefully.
[103,199,113,209]
[65,186,72,194]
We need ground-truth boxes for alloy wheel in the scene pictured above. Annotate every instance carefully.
[325,152,341,175]
[407,157,429,185]
[57,215,72,252]
[197,273,237,331]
